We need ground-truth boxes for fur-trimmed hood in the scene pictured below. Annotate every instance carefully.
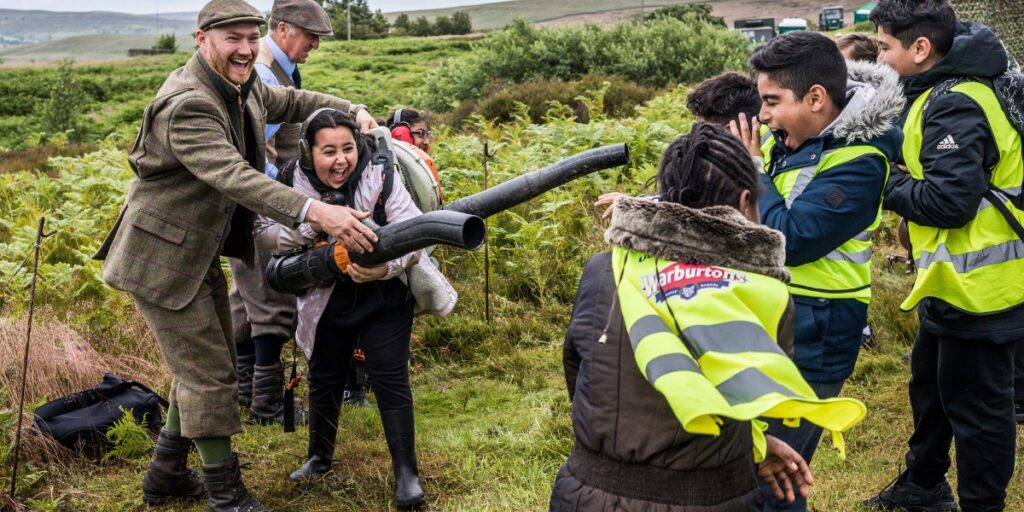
[826,60,906,143]
[605,197,790,282]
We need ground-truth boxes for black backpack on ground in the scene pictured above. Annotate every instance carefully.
[32,373,168,455]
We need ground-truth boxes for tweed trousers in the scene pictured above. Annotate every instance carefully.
[228,248,295,344]
[134,260,242,439]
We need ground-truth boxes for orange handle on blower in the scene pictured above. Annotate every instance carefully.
[315,240,353,274]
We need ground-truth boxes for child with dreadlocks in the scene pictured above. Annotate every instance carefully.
[550,122,870,512]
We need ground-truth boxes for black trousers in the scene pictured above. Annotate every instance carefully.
[1015,340,1024,401]
[904,327,1016,512]
[308,282,415,414]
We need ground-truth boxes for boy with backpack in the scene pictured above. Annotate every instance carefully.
[729,31,904,512]
[863,1,1024,511]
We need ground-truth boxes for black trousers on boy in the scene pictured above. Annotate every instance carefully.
[1015,340,1024,403]
[903,328,1016,512]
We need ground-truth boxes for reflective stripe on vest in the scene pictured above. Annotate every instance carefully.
[770,146,888,302]
[759,125,775,172]
[901,81,1024,313]
[612,246,867,460]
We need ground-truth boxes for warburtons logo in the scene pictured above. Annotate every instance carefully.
[936,135,959,150]
[641,263,748,302]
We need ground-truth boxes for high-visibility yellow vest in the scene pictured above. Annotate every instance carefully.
[612,246,867,459]
[769,145,888,302]
[901,81,1024,313]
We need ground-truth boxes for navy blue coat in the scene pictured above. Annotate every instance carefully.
[759,62,904,382]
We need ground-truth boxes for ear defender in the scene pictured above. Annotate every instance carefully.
[298,108,361,170]
[391,125,414,144]
[389,108,415,144]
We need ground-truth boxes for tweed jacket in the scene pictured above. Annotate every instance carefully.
[95,52,350,311]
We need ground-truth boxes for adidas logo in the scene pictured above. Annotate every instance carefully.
[936,135,959,150]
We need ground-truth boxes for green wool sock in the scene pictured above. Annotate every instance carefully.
[165,404,181,434]
[193,437,233,466]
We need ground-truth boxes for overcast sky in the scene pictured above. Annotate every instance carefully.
[0,0,504,14]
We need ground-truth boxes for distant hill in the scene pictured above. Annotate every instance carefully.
[387,0,867,31]
[0,34,192,66]
[0,9,197,45]
[385,0,702,30]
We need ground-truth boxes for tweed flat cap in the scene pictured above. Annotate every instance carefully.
[198,0,267,30]
[270,0,333,37]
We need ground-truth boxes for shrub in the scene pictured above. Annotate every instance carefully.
[419,17,749,112]
[153,33,178,52]
[392,13,411,34]
[410,16,433,37]
[451,11,473,35]
[450,75,659,127]
[40,60,85,140]
[850,20,876,33]
[645,3,725,26]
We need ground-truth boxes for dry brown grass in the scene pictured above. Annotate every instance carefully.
[0,307,168,473]
[0,314,166,409]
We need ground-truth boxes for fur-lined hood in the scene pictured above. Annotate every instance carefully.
[605,197,790,282]
[825,60,906,143]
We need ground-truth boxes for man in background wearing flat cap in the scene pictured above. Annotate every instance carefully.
[94,0,377,510]
[230,0,333,426]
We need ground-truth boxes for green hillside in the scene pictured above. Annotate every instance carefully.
[387,0,714,30]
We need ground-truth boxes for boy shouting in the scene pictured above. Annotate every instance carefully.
[732,31,904,512]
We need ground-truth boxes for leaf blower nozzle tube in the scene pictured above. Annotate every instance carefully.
[266,211,484,294]
[349,210,485,267]
[443,143,630,218]
[267,143,630,294]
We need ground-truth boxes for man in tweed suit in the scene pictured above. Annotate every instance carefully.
[93,1,377,509]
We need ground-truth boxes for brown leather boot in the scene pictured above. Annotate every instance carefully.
[141,428,205,505]
[203,453,266,512]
